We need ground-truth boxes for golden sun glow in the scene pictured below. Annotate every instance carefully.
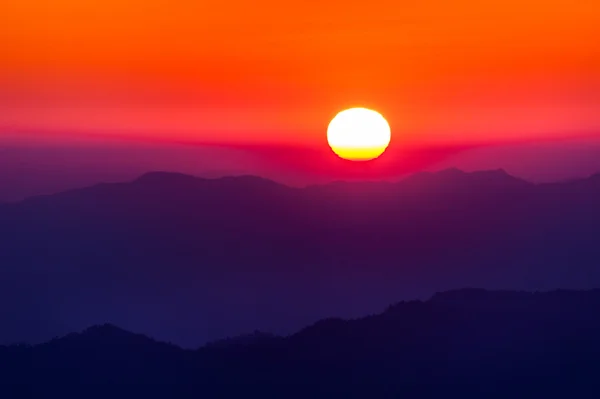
[327,108,391,161]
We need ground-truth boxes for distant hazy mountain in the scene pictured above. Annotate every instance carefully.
[1,169,600,346]
[2,289,600,398]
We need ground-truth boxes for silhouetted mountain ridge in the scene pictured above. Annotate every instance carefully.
[6,288,600,350]
[134,171,284,190]
[55,323,161,346]
[2,168,600,347]
[3,289,600,398]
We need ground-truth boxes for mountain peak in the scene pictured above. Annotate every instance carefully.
[430,288,515,303]
[80,323,133,338]
[41,323,182,352]
[214,174,282,188]
[133,171,200,185]
[133,171,284,190]
[438,168,515,179]
[589,172,600,180]
[401,168,529,189]
[437,167,466,176]
[474,168,509,176]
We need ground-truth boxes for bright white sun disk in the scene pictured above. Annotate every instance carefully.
[327,108,391,161]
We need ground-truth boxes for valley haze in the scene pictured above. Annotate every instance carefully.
[2,169,600,347]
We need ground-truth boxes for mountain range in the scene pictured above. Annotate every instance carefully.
[1,169,600,346]
[2,288,600,398]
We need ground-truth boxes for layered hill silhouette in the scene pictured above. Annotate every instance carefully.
[2,289,600,398]
[2,169,600,346]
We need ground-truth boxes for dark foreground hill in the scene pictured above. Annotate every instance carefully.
[2,169,600,346]
[2,289,600,398]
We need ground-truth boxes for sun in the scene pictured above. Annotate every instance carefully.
[327,107,391,161]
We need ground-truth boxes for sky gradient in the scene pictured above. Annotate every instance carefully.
[1,0,599,198]
[2,1,599,143]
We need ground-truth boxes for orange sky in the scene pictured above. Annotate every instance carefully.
[1,0,599,147]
